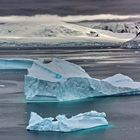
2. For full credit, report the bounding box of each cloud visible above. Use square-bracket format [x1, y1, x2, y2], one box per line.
[61, 14, 140, 22]
[0, 14, 140, 23]
[0, 0, 140, 16]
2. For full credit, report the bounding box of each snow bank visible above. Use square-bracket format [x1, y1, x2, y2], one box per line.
[26, 111, 108, 132]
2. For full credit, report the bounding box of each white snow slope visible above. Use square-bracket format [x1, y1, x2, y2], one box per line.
[121, 33, 140, 49]
[0, 16, 135, 46]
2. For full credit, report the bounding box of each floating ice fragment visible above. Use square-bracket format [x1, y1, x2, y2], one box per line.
[26, 111, 108, 132]
[0, 84, 5, 88]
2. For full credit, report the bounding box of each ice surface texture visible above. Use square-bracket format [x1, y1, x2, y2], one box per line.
[0, 58, 140, 101]
[26, 111, 108, 132]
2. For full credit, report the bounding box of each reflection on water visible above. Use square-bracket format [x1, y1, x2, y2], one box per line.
[27, 125, 110, 139]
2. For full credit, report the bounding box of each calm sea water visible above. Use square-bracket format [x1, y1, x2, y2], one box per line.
[0, 48, 140, 140]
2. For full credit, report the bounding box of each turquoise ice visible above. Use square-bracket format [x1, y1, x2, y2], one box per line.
[25, 58, 140, 101]
[26, 111, 108, 132]
[0, 58, 140, 101]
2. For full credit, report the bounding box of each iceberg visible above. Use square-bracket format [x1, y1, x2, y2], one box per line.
[26, 111, 108, 132]
[0, 58, 139, 101]
[25, 58, 140, 101]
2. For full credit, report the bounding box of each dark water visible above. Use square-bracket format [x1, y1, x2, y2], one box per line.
[0, 48, 140, 140]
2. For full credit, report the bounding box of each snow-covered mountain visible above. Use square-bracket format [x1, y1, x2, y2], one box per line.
[77, 22, 140, 34]
[121, 33, 140, 49]
[0, 19, 136, 47]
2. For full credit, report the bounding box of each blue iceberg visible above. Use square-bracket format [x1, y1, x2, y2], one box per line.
[24, 58, 140, 101]
[0, 58, 140, 101]
[26, 111, 108, 132]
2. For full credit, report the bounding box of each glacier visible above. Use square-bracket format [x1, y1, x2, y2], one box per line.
[0, 58, 140, 101]
[0, 18, 135, 48]
[121, 33, 140, 49]
[26, 111, 108, 132]
[78, 22, 140, 34]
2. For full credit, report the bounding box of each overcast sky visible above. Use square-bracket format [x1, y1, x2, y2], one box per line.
[0, 0, 140, 16]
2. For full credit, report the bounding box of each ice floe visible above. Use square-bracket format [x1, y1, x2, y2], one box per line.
[0, 58, 33, 69]
[26, 111, 108, 132]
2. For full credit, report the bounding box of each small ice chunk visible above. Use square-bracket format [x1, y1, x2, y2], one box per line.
[0, 85, 5, 88]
